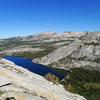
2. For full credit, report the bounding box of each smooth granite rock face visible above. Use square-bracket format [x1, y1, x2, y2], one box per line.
[38, 41, 81, 65]
[0, 58, 86, 100]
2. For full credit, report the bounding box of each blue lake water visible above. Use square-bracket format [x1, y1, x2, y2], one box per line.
[3, 56, 63, 79]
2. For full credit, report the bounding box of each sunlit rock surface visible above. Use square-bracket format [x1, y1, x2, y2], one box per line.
[0, 59, 86, 100]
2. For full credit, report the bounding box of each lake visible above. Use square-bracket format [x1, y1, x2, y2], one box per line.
[3, 56, 63, 79]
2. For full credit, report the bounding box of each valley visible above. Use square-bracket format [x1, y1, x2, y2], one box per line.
[0, 31, 100, 100]
[0, 31, 100, 71]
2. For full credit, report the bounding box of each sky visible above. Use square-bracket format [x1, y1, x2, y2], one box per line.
[0, 0, 100, 38]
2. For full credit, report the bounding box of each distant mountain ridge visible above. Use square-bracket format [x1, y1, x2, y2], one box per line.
[0, 31, 100, 71]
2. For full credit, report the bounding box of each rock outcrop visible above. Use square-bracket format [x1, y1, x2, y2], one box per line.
[38, 41, 81, 65]
[0, 58, 86, 100]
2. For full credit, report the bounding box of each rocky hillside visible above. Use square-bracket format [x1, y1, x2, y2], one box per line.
[0, 31, 100, 71]
[0, 58, 86, 100]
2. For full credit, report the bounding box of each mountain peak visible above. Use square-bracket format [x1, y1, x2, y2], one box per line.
[39, 31, 57, 35]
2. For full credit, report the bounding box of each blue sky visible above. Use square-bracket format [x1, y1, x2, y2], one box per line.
[0, 0, 100, 38]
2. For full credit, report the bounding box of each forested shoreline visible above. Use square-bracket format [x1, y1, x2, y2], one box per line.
[44, 68, 100, 100]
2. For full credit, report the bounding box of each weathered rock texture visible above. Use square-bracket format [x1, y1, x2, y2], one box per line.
[0, 58, 86, 100]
